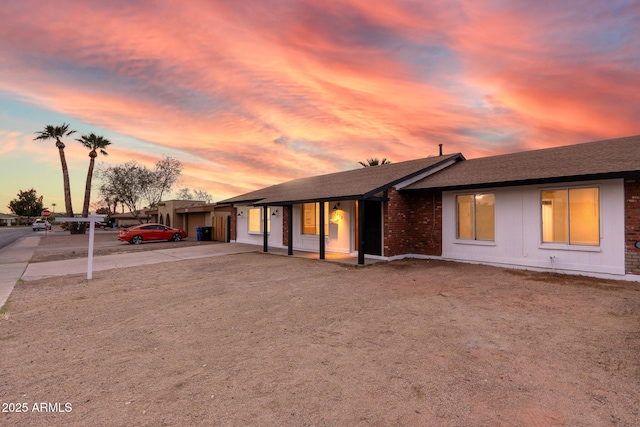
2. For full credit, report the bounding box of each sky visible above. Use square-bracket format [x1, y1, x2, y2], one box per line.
[1, 0, 639, 214]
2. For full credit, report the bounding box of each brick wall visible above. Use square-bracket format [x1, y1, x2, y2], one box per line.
[384, 188, 442, 257]
[625, 178, 640, 275]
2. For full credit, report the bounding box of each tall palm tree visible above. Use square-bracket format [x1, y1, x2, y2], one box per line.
[77, 133, 111, 217]
[358, 157, 391, 167]
[34, 123, 76, 216]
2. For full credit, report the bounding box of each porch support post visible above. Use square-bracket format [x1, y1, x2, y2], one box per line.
[287, 205, 293, 256]
[358, 199, 365, 265]
[263, 206, 268, 253]
[319, 201, 325, 260]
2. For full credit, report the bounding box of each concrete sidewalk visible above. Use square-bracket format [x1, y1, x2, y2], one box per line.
[0, 235, 41, 307]
[21, 242, 259, 282]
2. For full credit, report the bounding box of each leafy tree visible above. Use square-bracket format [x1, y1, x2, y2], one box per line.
[8, 188, 44, 222]
[141, 156, 182, 208]
[34, 123, 76, 216]
[92, 196, 119, 216]
[358, 157, 391, 167]
[98, 157, 182, 224]
[98, 161, 154, 224]
[77, 133, 111, 217]
[175, 187, 213, 203]
[94, 207, 111, 215]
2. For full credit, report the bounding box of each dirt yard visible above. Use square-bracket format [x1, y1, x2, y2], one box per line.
[1, 235, 639, 426]
[29, 229, 219, 263]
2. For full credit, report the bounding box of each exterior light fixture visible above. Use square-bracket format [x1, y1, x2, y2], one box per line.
[332, 203, 340, 210]
[272, 209, 278, 216]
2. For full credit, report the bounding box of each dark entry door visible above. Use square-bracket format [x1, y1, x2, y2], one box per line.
[363, 200, 382, 256]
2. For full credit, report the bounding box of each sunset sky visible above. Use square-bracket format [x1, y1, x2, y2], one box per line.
[1, 0, 639, 214]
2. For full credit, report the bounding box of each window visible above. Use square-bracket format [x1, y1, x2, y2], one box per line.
[301, 203, 329, 235]
[248, 207, 270, 234]
[456, 193, 495, 241]
[541, 187, 599, 245]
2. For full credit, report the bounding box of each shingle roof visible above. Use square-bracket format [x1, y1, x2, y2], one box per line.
[220, 154, 462, 205]
[404, 135, 640, 191]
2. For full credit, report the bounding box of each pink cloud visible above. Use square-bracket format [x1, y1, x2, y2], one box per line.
[0, 0, 638, 205]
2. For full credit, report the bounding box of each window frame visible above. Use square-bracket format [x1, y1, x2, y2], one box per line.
[540, 186, 600, 247]
[455, 192, 495, 242]
[300, 202, 329, 236]
[247, 207, 270, 234]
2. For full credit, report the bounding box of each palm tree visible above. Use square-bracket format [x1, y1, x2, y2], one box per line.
[34, 123, 76, 216]
[358, 157, 391, 167]
[77, 133, 111, 217]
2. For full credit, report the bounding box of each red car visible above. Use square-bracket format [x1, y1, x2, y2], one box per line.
[118, 223, 187, 244]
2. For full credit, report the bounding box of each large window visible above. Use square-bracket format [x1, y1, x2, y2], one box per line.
[301, 203, 329, 235]
[541, 187, 599, 245]
[248, 207, 270, 234]
[456, 193, 495, 241]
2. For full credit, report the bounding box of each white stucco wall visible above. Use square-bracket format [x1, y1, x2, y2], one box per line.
[234, 203, 355, 253]
[290, 201, 354, 254]
[441, 179, 625, 276]
[235, 206, 283, 248]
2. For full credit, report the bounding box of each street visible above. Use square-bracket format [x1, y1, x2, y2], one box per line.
[0, 227, 34, 250]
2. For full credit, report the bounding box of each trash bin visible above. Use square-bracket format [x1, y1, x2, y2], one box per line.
[196, 226, 202, 241]
[201, 226, 212, 241]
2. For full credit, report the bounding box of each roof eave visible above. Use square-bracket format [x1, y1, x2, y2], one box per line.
[401, 170, 639, 192]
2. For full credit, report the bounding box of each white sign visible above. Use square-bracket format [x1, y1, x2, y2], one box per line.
[58, 216, 105, 280]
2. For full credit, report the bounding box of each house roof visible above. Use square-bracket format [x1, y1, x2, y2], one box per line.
[404, 135, 640, 191]
[220, 153, 463, 205]
[111, 212, 150, 219]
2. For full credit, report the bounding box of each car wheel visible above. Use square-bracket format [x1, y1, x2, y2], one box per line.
[171, 233, 182, 242]
[33, 228, 36, 231]
[131, 235, 143, 245]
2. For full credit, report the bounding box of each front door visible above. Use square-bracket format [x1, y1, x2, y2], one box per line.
[363, 200, 382, 256]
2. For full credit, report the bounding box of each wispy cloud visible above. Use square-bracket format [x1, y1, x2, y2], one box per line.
[0, 0, 638, 209]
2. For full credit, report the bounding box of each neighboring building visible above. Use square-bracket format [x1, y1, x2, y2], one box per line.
[111, 212, 151, 228]
[220, 135, 640, 281]
[0, 213, 21, 226]
[148, 200, 233, 240]
[155, 200, 204, 235]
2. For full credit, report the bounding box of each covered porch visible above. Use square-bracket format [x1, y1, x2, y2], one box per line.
[223, 153, 462, 265]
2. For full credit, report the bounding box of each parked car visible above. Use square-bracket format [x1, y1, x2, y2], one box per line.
[32, 219, 52, 231]
[118, 223, 187, 244]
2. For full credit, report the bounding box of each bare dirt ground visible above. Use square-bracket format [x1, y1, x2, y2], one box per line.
[1, 234, 639, 426]
[29, 229, 219, 263]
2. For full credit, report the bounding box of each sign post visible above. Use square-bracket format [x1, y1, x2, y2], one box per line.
[41, 209, 52, 237]
[57, 216, 105, 280]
